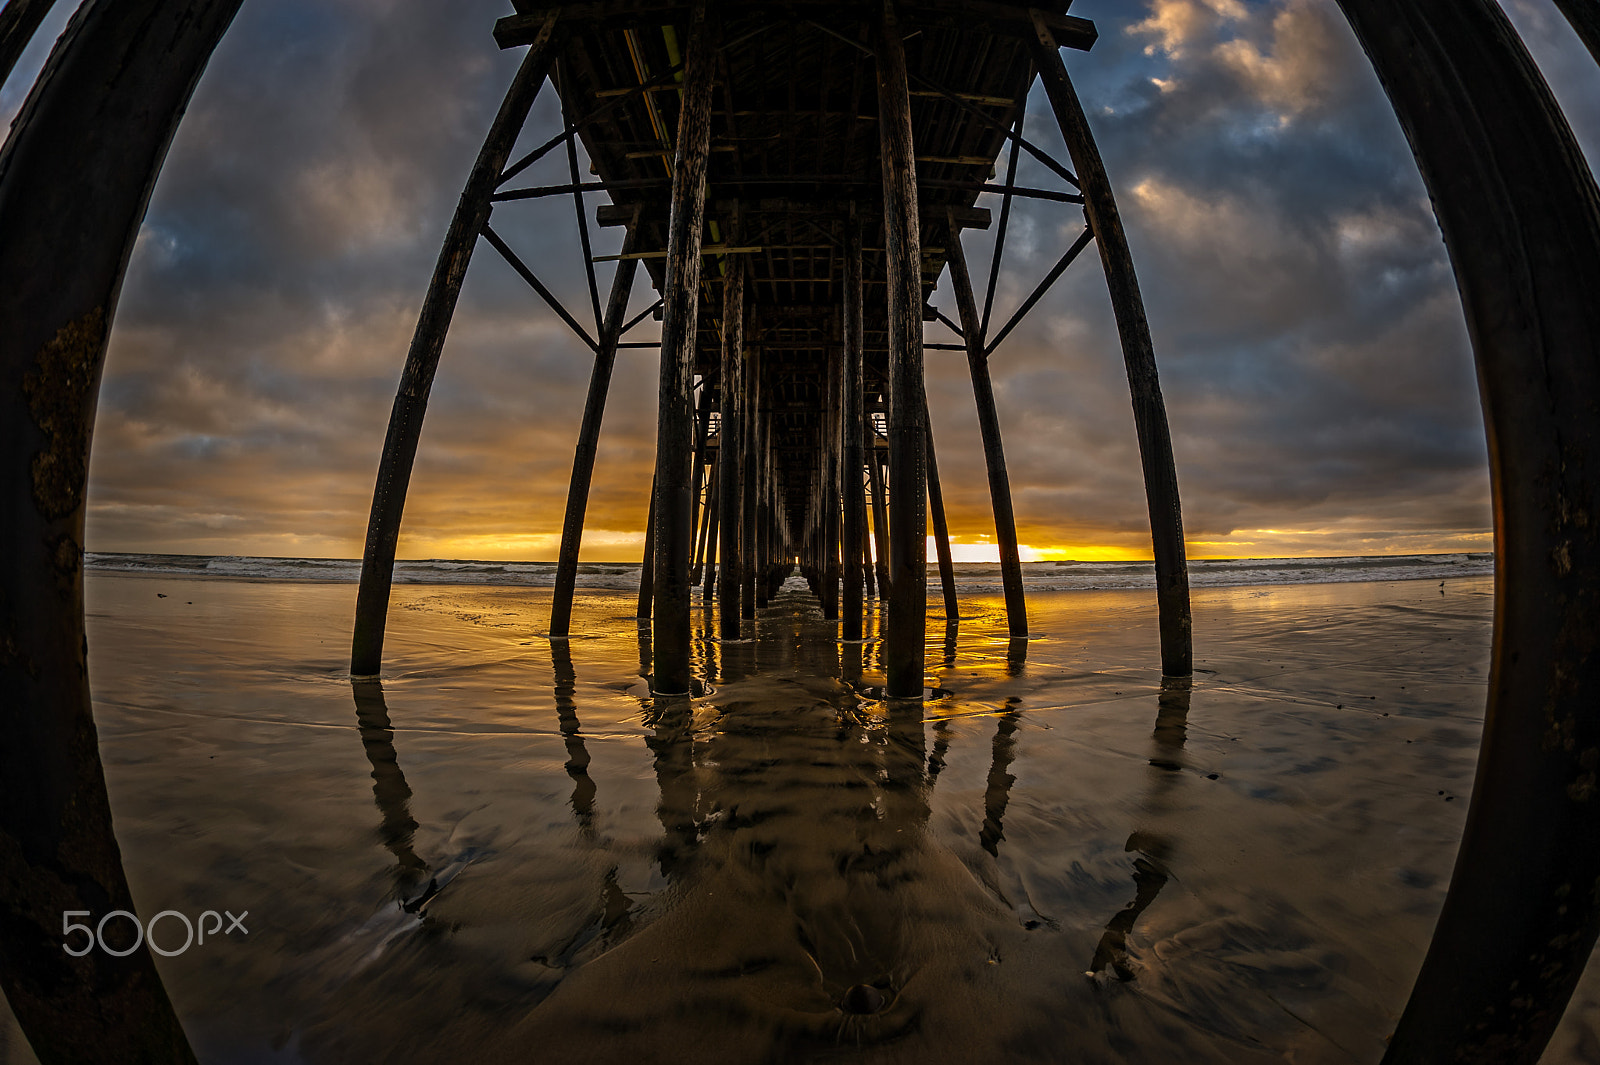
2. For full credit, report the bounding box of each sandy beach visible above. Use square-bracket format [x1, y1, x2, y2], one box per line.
[3, 571, 1597, 1063]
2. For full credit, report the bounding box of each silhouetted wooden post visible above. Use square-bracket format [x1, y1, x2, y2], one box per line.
[877, 2, 927, 697]
[702, 466, 721, 601]
[925, 415, 959, 624]
[1334, 3, 1600, 1062]
[1029, 15, 1191, 677]
[756, 410, 772, 608]
[821, 343, 842, 619]
[869, 447, 892, 598]
[688, 384, 712, 583]
[353, 20, 560, 675]
[0, 0, 57, 87]
[946, 216, 1026, 637]
[637, 473, 657, 619]
[719, 267, 745, 638]
[741, 347, 759, 620]
[550, 217, 641, 638]
[842, 207, 866, 639]
[650, 0, 714, 695]
[0, 1, 242, 1059]
[693, 450, 716, 585]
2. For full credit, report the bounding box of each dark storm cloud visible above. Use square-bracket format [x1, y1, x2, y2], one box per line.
[926, 0, 1598, 557]
[4, 1, 1593, 558]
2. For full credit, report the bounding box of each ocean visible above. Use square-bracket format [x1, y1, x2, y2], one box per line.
[84, 550, 1495, 592]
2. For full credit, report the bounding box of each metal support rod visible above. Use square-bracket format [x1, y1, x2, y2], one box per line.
[0, 1, 242, 1059]
[947, 216, 1027, 637]
[841, 206, 866, 640]
[984, 225, 1094, 357]
[1029, 16, 1192, 678]
[352, 22, 560, 675]
[877, 1, 928, 698]
[719, 266, 745, 638]
[549, 221, 641, 638]
[692, 447, 715, 585]
[926, 412, 959, 624]
[981, 111, 1026, 340]
[1334, 2, 1600, 1061]
[650, 0, 714, 695]
[560, 57, 604, 331]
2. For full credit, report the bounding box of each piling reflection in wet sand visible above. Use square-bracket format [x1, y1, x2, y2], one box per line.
[1088, 677, 1191, 981]
[350, 679, 430, 891]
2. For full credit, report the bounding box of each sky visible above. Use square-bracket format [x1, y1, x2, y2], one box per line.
[5, 0, 1599, 563]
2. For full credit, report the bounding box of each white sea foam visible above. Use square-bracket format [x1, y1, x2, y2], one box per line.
[85, 551, 1493, 592]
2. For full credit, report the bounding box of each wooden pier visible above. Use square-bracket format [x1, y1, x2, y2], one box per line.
[347, 0, 1193, 695]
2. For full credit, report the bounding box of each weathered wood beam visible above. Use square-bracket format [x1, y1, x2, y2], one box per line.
[597, 201, 991, 229]
[1030, 14, 1191, 677]
[1334, 2, 1600, 1062]
[494, 2, 1095, 50]
[878, 1, 928, 698]
[947, 216, 1026, 636]
[0, 1, 242, 1059]
[550, 219, 642, 639]
[719, 266, 745, 639]
[352, 19, 559, 675]
[650, 0, 715, 695]
[842, 207, 866, 640]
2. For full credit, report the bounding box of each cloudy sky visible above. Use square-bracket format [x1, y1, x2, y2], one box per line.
[5, 0, 1598, 562]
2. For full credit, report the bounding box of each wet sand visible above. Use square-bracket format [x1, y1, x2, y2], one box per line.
[3, 572, 1599, 1063]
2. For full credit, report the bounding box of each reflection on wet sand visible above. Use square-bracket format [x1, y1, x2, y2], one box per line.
[1088, 678, 1191, 981]
[54, 574, 1534, 1063]
[498, 590, 1069, 1061]
[350, 679, 430, 892]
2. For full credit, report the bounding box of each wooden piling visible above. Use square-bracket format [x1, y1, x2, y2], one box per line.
[868, 447, 893, 599]
[945, 217, 1026, 637]
[550, 217, 641, 638]
[650, 0, 715, 695]
[719, 266, 745, 638]
[702, 465, 721, 602]
[637, 473, 657, 620]
[877, 2, 929, 698]
[688, 384, 712, 584]
[353, 21, 560, 675]
[841, 208, 866, 640]
[1333, 2, 1600, 1060]
[925, 413, 959, 624]
[821, 342, 842, 620]
[741, 347, 759, 620]
[0, 1, 242, 1058]
[1029, 15, 1191, 677]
